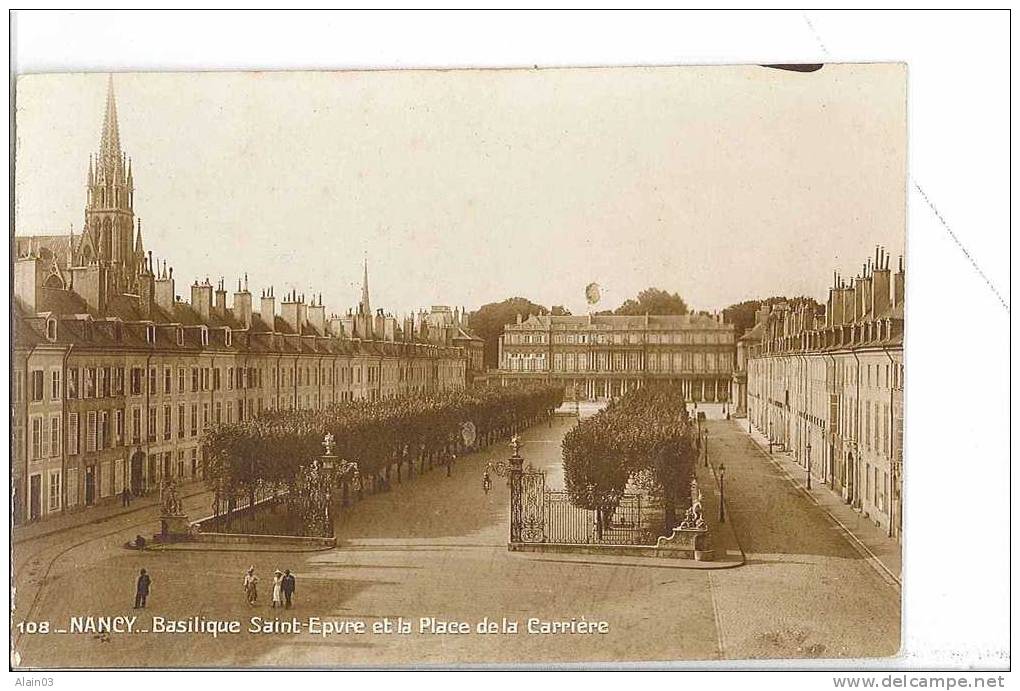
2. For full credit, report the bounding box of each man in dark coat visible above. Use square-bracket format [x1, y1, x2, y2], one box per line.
[281, 570, 296, 609]
[134, 568, 151, 609]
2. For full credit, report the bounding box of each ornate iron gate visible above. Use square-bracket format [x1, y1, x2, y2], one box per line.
[511, 469, 651, 545]
[520, 470, 547, 542]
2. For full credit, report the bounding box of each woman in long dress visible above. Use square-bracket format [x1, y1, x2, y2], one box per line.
[244, 566, 259, 606]
[271, 569, 283, 608]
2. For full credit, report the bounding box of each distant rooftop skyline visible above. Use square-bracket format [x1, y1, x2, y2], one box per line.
[14, 66, 906, 317]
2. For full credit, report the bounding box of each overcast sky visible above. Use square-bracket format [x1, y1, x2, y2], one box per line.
[15, 64, 905, 317]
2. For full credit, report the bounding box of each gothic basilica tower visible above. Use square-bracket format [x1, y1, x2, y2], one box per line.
[75, 75, 142, 296]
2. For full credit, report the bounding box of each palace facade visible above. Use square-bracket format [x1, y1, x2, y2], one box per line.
[496, 313, 736, 402]
[740, 250, 904, 539]
[12, 78, 467, 524]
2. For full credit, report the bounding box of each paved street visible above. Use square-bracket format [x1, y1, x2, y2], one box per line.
[13, 416, 899, 668]
[703, 419, 900, 660]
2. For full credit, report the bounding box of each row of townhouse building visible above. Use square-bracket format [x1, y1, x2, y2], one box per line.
[13, 272, 467, 524]
[739, 249, 905, 539]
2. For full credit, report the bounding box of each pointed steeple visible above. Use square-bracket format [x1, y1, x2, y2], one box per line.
[359, 255, 371, 317]
[99, 75, 122, 168]
[134, 218, 144, 255]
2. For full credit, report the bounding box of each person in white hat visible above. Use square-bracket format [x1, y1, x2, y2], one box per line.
[271, 569, 284, 609]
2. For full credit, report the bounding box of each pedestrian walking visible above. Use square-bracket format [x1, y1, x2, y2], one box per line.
[281, 570, 296, 609]
[482, 470, 492, 495]
[121, 487, 131, 507]
[134, 568, 151, 609]
[243, 566, 259, 606]
[271, 570, 283, 609]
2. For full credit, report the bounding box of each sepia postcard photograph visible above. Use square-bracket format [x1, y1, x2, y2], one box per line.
[11, 62, 906, 669]
[6, 9, 1010, 681]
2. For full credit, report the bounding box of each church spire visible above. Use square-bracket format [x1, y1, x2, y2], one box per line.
[99, 75, 122, 168]
[359, 255, 371, 317]
[134, 218, 144, 255]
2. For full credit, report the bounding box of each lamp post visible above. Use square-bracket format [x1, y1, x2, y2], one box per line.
[806, 442, 812, 490]
[507, 435, 524, 543]
[718, 463, 726, 523]
[703, 429, 710, 468]
[321, 433, 359, 539]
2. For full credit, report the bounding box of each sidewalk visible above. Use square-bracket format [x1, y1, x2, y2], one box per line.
[13, 482, 210, 545]
[743, 421, 902, 587]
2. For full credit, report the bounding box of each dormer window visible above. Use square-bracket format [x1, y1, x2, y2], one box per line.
[176, 327, 185, 347]
[45, 318, 57, 342]
[200, 326, 209, 347]
[146, 324, 156, 344]
[224, 328, 232, 347]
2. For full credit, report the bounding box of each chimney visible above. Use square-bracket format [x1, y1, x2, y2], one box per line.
[134, 252, 155, 318]
[307, 294, 326, 335]
[340, 313, 356, 339]
[860, 271, 874, 318]
[297, 294, 308, 332]
[138, 270, 155, 319]
[260, 287, 276, 332]
[840, 283, 855, 326]
[215, 277, 228, 314]
[872, 248, 891, 317]
[893, 256, 905, 308]
[14, 256, 41, 313]
[374, 308, 386, 340]
[233, 277, 252, 328]
[280, 290, 301, 334]
[191, 279, 213, 321]
[327, 315, 347, 339]
[154, 265, 175, 313]
[826, 287, 841, 327]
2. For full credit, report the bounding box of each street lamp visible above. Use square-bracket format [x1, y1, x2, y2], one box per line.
[718, 462, 726, 523]
[321, 433, 359, 538]
[806, 442, 812, 491]
[703, 429, 710, 468]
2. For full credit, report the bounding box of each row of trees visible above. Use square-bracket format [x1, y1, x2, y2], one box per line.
[561, 384, 697, 536]
[201, 384, 565, 505]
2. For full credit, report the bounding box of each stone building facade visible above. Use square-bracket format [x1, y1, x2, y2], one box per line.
[12, 78, 467, 524]
[497, 313, 736, 402]
[742, 250, 904, 538]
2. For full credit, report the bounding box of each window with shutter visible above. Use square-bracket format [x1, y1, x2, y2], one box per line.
[86, 411, 97, 452]
[31, 417, 41, 459]
[31, 371, 44, 401]
[49, 415, 60, 457]
[132, 407, 141, 443]
[66, 468, 78, 507]
[47, 470, 61, 513]
[98, 411, 107, 449]
[68, 413, 79, 456]
[41, 417, 49, 458]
